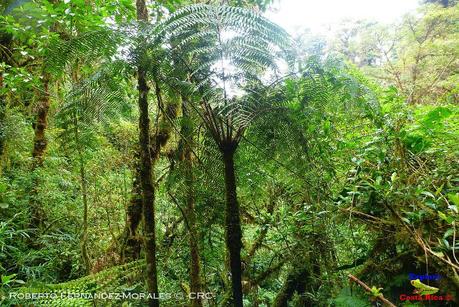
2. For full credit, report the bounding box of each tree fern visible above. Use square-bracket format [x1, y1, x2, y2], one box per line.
[152, 5, 293, 306]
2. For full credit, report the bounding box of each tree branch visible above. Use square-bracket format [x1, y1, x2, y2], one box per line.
[348, 274, 396, 307]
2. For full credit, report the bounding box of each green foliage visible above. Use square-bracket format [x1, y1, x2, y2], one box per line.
[331, 3, 459, 104]
[369, 286, 383, 297]
[2, 260, 145, 306]
[1, 1, 459, 307]
[332, 287, 371, 307]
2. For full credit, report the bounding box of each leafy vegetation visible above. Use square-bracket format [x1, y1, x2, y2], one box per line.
[0, 0, 458, 306]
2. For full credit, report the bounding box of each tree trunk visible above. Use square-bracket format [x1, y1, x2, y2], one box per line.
[186, 158, 203, 307]
[29, 0, 59, 231]
[73, 113, 91, 274]
[0, 73, 5, 173]
[138, 69, 159, 307]
[70, 65, 91, 273]
[0, 28, 12, 173]
[30, 75, 50, 230]
[120, 85, 178, 262]
[182, 104, 203, 307]
[79, 149, 90, 274]
[222, 147, 243, 307]
[32, 77, 50, 168]
[135, 1, 159, 306]
[120, 152, 143, 262]
[273, 267, 310, 307]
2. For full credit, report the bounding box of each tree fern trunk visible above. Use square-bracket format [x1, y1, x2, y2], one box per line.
[73, 113, 91, 274]
[186, 156, 203, 307]
[70, 64, 91, 274]
[79, 149, 90, 274]
[222, 148, 243, 307]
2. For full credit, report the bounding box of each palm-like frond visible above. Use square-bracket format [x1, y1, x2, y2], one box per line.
[155, 4, 293, 141]
[56, 60, 132, 134]
[49, 4, 294, 150]
[46, 29, 123, 75]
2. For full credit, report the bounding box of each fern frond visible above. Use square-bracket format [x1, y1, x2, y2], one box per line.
[155, 4, 293, 136]
[46, 29, 122, 74]
[56, 60, 132, 139]
[12, 260, 146, 306]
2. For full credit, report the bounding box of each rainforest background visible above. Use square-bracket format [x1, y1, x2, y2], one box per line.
[0, 0, 458, 306]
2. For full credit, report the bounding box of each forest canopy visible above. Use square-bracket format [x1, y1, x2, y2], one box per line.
[0, 0, 458, 306]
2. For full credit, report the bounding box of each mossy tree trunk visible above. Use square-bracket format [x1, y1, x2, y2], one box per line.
[136, 1, 159, 306]
[30, 74, 50, 230]
[0, 23, 12, 172]
[73, 112, 91, 274]
[181, 103, 203, 307]
[272, 255, 320, 307]
[120, 89, 178, 262]
[31, 75, 50, 168]
[273, 267, 309, 307]
[137, 68, 159, 306]
[0, 73, 5, 173]
[120, 156, 143, 262]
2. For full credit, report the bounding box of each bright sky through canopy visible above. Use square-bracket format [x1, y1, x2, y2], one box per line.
[265, 0, 420, 35]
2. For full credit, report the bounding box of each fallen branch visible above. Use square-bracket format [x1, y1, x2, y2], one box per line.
[348, 274, 396, 307]
[340, 207, 395, 225]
